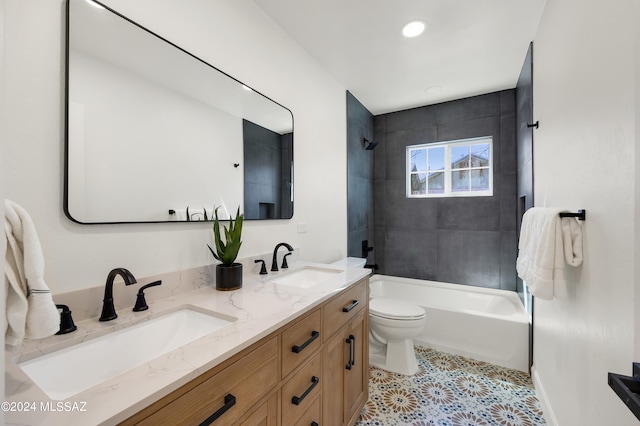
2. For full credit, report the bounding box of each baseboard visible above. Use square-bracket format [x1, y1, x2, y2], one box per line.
[531, 365, 558, 426]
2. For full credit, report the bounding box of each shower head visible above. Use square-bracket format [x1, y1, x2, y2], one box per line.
[363, 138, 379, 150]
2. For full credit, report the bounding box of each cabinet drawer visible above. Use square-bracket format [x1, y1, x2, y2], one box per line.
[294, 395, 321, 426]
[238, 393, 277, 426]
[282, 352, 322, 426]
[281, 309, 322, 378]
[136, 337, 278, 426]
[322, 278, 367, 340]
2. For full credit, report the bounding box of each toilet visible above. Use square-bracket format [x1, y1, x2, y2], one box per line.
[368, 297, 426, 376]
[329, 257, 427, 375]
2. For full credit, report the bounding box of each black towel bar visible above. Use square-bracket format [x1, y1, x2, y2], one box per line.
[559, 209, 586, 221]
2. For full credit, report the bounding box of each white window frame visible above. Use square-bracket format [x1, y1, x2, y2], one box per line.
[406, 136, 493, 198]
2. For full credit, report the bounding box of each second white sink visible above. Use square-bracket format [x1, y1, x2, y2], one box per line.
[268, 266, 342, 289]
[17, 307, 235, 400]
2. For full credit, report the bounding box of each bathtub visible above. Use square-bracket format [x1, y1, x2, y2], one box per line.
[369, 274, 529, 372]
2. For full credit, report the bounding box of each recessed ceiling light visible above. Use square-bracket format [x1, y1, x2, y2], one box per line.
[402, 20, 426, 38]
[425, 85, 442, 95]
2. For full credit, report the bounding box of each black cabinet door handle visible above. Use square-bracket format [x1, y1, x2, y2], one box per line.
[291, 376, 319, 405]
[311, 422, 319, 426]
[342, 300, 359, 312]
[345, 335, 355, 370]
[292, 330, 320, 353]
[199, 394, 236, 425]
[349, 334, 355, 367]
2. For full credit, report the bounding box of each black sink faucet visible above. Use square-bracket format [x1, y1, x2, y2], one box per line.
[271, 242, 294, 272]
[99, 268, 137, 321]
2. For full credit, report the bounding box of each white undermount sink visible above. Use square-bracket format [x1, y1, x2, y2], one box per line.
[268, 266, 342, 289]
[17, 307, 235, 400]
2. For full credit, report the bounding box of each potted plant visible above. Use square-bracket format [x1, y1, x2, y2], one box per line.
[207, 206, 244, 291]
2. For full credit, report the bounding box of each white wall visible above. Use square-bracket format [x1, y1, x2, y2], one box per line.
[4, 0, 348, 293]
[532, 0, 638, 424]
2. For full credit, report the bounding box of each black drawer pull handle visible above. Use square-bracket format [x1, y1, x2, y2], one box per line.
[346, 335, 355, 370]
[311, 423, 319, 426]
[342, 300, 359, 313]
[199, 393, 236, 425]
[292, 330, 320, 353]
[291, 376, 319, 405]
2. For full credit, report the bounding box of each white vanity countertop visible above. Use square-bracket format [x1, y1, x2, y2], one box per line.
[4, 262, 370, 426]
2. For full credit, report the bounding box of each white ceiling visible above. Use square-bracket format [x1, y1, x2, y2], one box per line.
[253, 0, 546, 115]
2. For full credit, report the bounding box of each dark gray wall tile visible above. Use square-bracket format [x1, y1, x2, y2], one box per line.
[500, 113, 517, 174]
[500, 231, 518, 291]
[437, 230, 501, 288]
[436, 92, 500, 124]
[437, 196, 500, 231]
[347, 91, 376, 261]
[383, 229, 438, 279]
[500, 89, 516, 115]
[383, 182, 438, 231]
[348, 175, 372, 232]
[385, 105, 437, 133]
[500, 172, 517, 231]
[437, 116, 499, 143]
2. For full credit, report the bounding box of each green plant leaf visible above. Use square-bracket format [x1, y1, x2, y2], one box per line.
[209, 206, 243, 266]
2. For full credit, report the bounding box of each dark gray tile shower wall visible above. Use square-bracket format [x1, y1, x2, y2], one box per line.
[346, 92, 376, 261]
[373, 90, 518, 290]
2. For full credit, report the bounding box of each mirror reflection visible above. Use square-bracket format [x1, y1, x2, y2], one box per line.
[65, 0, 294, 223]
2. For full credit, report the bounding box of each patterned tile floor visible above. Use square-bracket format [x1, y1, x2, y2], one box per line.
[356, 346, 546, 426]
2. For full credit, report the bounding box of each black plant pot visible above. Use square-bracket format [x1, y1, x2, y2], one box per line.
[216, 263, 243, 291]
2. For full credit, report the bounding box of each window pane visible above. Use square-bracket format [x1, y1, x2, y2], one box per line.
[410, 149, 426, 172]
[411, 173, 426, 195]
[470, 144, 490, 167]
[451, 170, 468, 192]
[470, 169, 489, 191]
[451, 146, 469, 169]
[428, 171, 444, 193]
[427, 147, 444, 171]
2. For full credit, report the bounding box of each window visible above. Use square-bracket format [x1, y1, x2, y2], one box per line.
[407, 137, 493, 198]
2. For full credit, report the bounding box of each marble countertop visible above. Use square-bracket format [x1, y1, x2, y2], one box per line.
[4, 262, 370, 426]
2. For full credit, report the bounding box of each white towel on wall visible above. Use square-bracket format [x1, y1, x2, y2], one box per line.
[4, 199, 59, 345]
[516, 207, 584, 300]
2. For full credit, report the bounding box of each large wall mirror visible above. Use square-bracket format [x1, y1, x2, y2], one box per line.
[65, 0, 294, 224]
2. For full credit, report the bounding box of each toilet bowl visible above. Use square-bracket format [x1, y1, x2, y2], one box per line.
[369, 297, 426, 376]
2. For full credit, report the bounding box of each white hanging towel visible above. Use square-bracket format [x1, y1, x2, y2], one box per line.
[4, 199, 59, 345]
[516, 207, 583, 300]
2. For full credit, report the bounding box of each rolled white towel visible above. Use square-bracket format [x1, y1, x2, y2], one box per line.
[5, 200, 59, 345]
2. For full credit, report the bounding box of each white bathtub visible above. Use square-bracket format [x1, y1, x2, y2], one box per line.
[369, 274, 530, 372]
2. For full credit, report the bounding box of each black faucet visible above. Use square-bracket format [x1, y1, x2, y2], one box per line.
[133, 280, 162, 312]
[55, 304, 77, 335]
[99, 268, 137, 321]
[271, 242, 294, 272]
[254, 259, 268, 275]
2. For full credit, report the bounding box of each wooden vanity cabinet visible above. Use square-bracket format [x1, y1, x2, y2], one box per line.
[121, 337, 279, 426]
[122, 277, 368, 426]
[322, 279, 369, 426]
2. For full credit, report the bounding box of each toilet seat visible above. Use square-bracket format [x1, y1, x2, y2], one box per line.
[370, 298, 426, 321]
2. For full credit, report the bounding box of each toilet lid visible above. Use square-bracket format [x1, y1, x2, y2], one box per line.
[370, 298, 426, 320]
